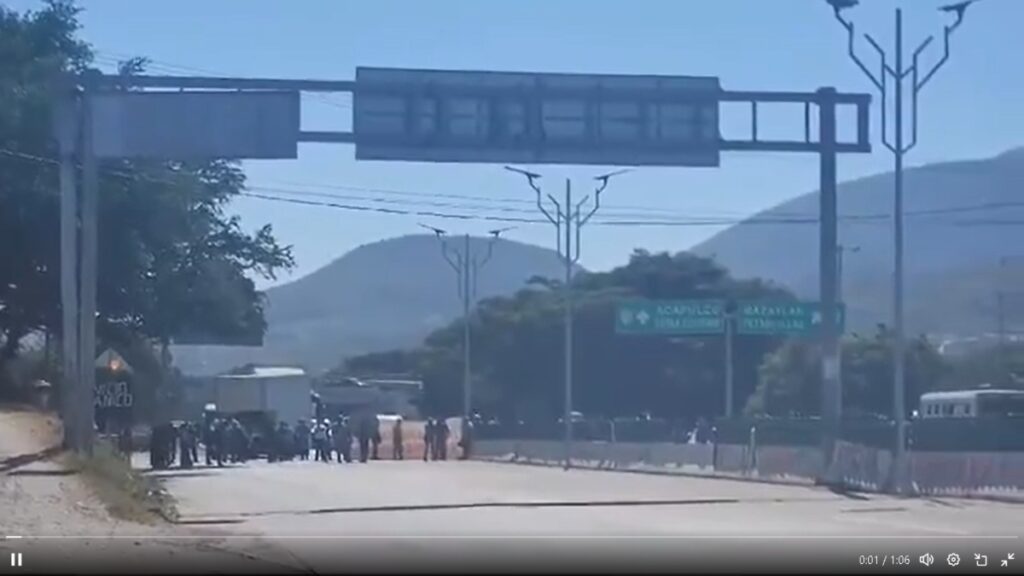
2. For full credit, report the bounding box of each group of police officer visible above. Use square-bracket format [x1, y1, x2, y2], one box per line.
[150, 413, 475, 470]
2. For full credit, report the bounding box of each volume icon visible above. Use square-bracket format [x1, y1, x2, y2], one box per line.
[9, 552, 22, 567]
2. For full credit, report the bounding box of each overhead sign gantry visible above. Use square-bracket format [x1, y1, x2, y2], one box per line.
[56, 68, 870, 478]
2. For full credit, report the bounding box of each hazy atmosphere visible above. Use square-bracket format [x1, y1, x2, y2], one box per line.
[2, 1, 1023, 572]
[5, 0, 1018, 285]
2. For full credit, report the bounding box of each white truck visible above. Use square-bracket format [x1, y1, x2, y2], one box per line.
[212, 366, 313, 425]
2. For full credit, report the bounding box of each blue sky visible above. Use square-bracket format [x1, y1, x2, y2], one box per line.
[10, 0, 1020, 287]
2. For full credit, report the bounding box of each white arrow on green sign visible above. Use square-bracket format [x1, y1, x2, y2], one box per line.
[615, 300, 725, 335]
[736, 302, 845, 336]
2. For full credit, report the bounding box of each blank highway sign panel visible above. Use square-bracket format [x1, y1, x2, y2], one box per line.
[353, 67, 722, 167]
[89, 90, 301, 160]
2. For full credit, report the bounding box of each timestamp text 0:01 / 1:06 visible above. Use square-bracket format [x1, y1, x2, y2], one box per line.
[859, 554, 911, 566]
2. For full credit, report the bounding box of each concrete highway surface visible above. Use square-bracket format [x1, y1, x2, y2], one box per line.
[118, 458, 1023, 572]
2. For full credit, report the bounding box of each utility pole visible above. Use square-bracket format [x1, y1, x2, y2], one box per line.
[818, 87, 841, 483]
[505, 166, 628, 470]
[55, 90, 79, 452]
[836, 244, 860, 412]
[826, 0, 977, 494]
[423, 225, 505, 423]
[79, 83, 99, 455]
[724, 307, 735, 419]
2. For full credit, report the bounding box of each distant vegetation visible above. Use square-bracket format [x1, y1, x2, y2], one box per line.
[344, 250, 1024, 421]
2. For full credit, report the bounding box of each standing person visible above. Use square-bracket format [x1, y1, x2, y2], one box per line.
[165, 423, 179, 468]
[278, 422, 294, 461]
[392, 418, 404, 460]
[357, 415, 373, 463]
[339, 416, 353, 463]
[239, 421, 253, 463]
[423, 418, 435, 462]
[149, 424, 162, 469]
[203, 418, 217, 466]
[212, 419, 227, 467]
[188, 423, 199, 464]
[330, 418, 345, 463]
[459, 419, 474, 460]
[312, 420, 328, 463]
[295, 420, 311, 461]
[322, 419, 333, 462]
[371, 415, 382, 460]
[436, 418, 450, 461]
[232, 420, 251, 463]
[179, 424, 195, 469]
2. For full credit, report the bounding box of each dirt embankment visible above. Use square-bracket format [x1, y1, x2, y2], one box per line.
[0, 405, 301, 572]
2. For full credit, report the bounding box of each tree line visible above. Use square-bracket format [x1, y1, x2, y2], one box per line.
[343, 249, 1024, 422]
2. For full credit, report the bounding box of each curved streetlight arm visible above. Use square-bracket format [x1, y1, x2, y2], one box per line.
[863, 32, 898, 83]
[835, 12, 885, 91]
[545, 193, 565, 257]
[915, 25, 953, 92]
[504, 165, 564, 257]
[436, 233, 466, 299]
[475, 229, 506, 271]
[859, 32, 897, 153]
[574, 170, 627, 263]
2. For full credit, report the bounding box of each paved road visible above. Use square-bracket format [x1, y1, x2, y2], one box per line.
[126, 458, 1023, 572]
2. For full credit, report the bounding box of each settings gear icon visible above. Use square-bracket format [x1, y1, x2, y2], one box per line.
[947, 553, 961, 567]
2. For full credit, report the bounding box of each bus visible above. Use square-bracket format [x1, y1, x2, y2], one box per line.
[918, 388, 1024, 419]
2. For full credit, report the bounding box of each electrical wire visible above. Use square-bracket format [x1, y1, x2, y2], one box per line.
[5, 147, 1024, 228]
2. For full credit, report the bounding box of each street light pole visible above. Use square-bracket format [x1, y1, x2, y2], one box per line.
[505, 166, 628, 470]
[836, 245, 860, 410]
[423, 225, 505, 423]
[826, 0, 976, 494]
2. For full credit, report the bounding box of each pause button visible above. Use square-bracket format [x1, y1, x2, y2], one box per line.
[9, 552, 22, 567]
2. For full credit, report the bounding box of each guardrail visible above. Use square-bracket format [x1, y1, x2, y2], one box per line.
[475, 416, 1024, 452]
[472, 416, 1024, 496]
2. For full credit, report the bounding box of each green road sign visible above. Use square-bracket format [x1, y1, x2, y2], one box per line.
[615, 300, 725, 335]
[736, 302, 845, 336]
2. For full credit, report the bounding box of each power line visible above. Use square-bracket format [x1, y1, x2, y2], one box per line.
[91, 52, 352, 111]
[239, 192, 544, 224]
[5, 147, 1024, 228]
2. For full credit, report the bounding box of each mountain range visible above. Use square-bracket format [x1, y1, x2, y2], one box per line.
[693, 146, 1024, 336]
[173, 146, 1024, 375]
[170, 235, 570, 375]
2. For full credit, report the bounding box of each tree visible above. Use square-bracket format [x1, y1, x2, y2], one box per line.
[0, 0, 91, 363]
[0, 2, 293, 394]
[344, 249, 795, 420]
[944, 342, 1024, 390]
[746, 325, 950, 419]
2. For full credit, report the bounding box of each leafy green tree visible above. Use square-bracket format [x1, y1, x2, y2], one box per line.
[944, 342, 1024, 390]
[746, 325, 950, 419]
[345, 250, 794, 420]
[0, 2, 293, 395]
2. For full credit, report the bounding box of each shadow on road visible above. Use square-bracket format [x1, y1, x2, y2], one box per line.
[173, 495, 855, 524]
[0, 444, 64, 473]
[144, 470, 222, 480]
[7, 468, 77, 477]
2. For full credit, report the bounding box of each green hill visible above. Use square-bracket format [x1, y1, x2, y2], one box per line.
[693, 147, 1024, 336]
[171, 235, 571, 375]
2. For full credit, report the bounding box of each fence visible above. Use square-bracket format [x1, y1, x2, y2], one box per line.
[473, 416, 1024, 496]
[476, 416, 1024, 452]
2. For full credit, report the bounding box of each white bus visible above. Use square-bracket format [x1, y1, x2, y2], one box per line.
[918, 388, 1024, 419]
